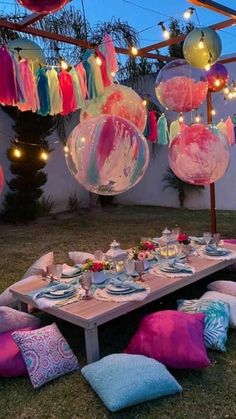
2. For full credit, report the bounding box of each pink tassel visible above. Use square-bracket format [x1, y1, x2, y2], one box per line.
[17, 58, 39, 112]
[148, 111, 157, 142]
[0, 45, 24, 105]
[100, 34, 118, 74]
[75, 63, 88, 99]
[225, 116, 235, 145]
[59, 70, 77, 116]
[95, 48, 111, 87]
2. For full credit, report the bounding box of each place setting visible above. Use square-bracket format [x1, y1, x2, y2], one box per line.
[196, 233, 236, 261]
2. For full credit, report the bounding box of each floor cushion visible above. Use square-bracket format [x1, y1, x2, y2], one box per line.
[207, 280, 236, 297]
[0, 306, 41, 334]
[68, 251, 94, 264]
[177, 299, 230, 351]
[81, 354, 182, 412]
[125, 310, 211, 369]
[12, 323, 79, 388]
[0, 327, 35, 377]
[200, 291, 236, 328]
[0, 252, 54, 308]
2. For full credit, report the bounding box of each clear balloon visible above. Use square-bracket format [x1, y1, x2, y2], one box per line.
[169, 124, 230, 185]
[66, 115, 149, 195]
[80, 84, 147, 132]
[0, 165, 3, 194]
[205, 63, 228, 92]
[183, 27, 222, 69]
[155, 59, 208, 113]
[8, 38, 46, 73]
[17, 0, 69, 13]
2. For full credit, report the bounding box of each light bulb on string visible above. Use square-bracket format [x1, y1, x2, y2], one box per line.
[40, 150, 49, 161]
[214, 77, 221, 87]
[158, 21, 170, 40]
[179, 113, 184, 123]
[195, 113, 201, 123]
[211, 108, 216, 116]
[205, 59, 211, 71]
[131, 46, 138, 56]
[95, 56, 102, 66]
[228, 92, 233, 99]
[224, 86, 229, 95]
[64, 145, 69, 154]
[142, 99, 148, 107]
[183, 7, 195, 20]
[13, 147, 22, 158]
[60, 59, 69, 70]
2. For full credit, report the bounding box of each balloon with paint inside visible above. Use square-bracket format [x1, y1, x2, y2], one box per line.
[169, 124, 230, 185]
[80, 84, 147, 132]
[17, 0, 69, 13]
[155, 59, 208, 113]
[65, 115, 149, 195]
[205, 63, 228, 92]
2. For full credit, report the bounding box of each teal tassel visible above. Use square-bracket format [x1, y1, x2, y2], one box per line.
[83, 50, 97, 100]
[157, 114, 169, 145]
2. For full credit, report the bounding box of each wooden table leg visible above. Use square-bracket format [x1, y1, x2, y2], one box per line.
[17, 301, 28, 312]
[84, 327, 100, 364]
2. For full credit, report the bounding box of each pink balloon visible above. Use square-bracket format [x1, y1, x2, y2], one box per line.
[169, 124, 230, 185]
[17, 0, 69, 13]
[0, 166, 4, 193]
[205, 63, 228, 92]
[155, 59, 208, 113]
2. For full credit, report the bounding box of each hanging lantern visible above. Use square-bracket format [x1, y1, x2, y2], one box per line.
[0, 165, 4, 194]
[16, 0, 69, 13]
[205, 63, 228, 92]
[183, 27, 222, 69]
[65, 115, 149, 195]
[169, 124, 230, 185]
[155, 59, 208, 113]
[80, 84, 147, 132]
[8, 38, 46, 73]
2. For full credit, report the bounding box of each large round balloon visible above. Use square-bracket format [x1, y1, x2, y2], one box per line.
[0, 165, 4, 194]
[66, 115, 149, 195]
[17, 0, 69, 13]
[8, 38, 46, 73]
[169, 124, 230, 185]
[155, 59, 208, 113]
[80, 84, 147, 132]
[183, 27, 222, 69]
[205, 63, 228, 92]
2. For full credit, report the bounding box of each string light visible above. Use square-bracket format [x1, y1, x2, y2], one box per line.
[183, 7, 195, 20]
[195, 113, 201, 123]
[130, 46, 138, 56]
[13, 147, 22, 158]
[158, 21, 170, 40]
[60, 58, 69, 70]
[211, 108, 216, 116]
[64, 145, 69, 154]
[214, 77, 221, 87]
[178, 113, 184, 123]
[40, 150, 49, 161]
[142, 99, 148, 106]
[205, 60, 211, 71]
[95, 56, 102, 66]
[224, 86, 230, 95]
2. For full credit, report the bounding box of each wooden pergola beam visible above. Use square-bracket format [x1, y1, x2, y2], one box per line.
[18, 13, 47, 28]
[189, 0, 236, 19]
[138, 18, 236, 53]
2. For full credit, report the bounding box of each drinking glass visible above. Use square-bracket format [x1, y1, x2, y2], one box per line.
[135, 259, 145, 282]
[213, 233, 221, 247]
[203, 232, 212, 246]
[80, 272, 92, 300]
[182, 245, 191, 263]
[46, 264, 62, 282]
[124, 259, 135, 280]
[94, 250, 104, 261]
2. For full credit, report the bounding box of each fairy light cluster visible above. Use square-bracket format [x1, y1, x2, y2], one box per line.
[223, 81, 236, 100]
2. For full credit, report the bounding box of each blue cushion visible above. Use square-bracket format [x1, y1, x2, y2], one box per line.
[177, 298, 230, 352]
[81, 353, 182, 412]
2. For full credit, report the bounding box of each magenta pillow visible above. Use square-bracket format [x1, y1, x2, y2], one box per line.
[0, 327, 35, 377]
[125, 310, 211, 369]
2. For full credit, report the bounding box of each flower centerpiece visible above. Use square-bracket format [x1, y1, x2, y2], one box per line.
[177, 233, 190, 245]
[82, 259, 110, 284]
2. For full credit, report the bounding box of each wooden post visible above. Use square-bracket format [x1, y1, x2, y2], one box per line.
[207, 91, 217, 234]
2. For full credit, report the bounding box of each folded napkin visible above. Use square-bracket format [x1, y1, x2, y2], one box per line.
[61, 263, 82, 277]
[109, 278, 146, 291]
[190, 236, 205, 245]
[30, 282, 74, 300]
[205, 243, 222, 253]
[167, 260, 194, 273]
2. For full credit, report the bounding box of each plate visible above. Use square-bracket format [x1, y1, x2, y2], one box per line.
[45, 290, 77, 299]
[205, 250, 229, 256]
[107, 284, 131, 292]
[106, 288, 136, 295]
[159, 265, 180, 273]
[50, 289, 67, 296]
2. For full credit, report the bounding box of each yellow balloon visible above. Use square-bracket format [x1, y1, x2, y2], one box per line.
[183, 27, 222, 69]
[8, 38, 46, 73]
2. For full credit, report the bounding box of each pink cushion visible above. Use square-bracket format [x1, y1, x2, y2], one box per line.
[0, 327, 35, 377]
[207, 280, 236, 297]
[125, 310, 211, 369]
[0, 306, 41, 334]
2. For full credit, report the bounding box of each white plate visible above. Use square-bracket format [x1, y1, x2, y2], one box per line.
[107, 284, 131, 293]
[50, 289, 68, 296]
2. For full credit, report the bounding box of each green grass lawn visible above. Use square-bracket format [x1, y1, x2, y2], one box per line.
[1, 205, 236, 419]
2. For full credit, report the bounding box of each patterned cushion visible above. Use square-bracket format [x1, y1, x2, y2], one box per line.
[0, 252, 54, 308]
[177, 299, 230, 351]
[12, 323, 79, 388]
[0, 306, 41, 334]
[207, 280, 236, 297]
[81, 354, 182, 412]
[0, 327, 35, 377]
[125, 310, 210, 369]
[200, 291, 236, 328]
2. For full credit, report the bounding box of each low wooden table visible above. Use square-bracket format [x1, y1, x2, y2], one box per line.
[11, 245, 236, 364]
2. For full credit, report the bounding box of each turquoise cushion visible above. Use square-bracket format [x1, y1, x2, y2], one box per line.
[81, 353, 182, 412]
[177, 299, 230, 352]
